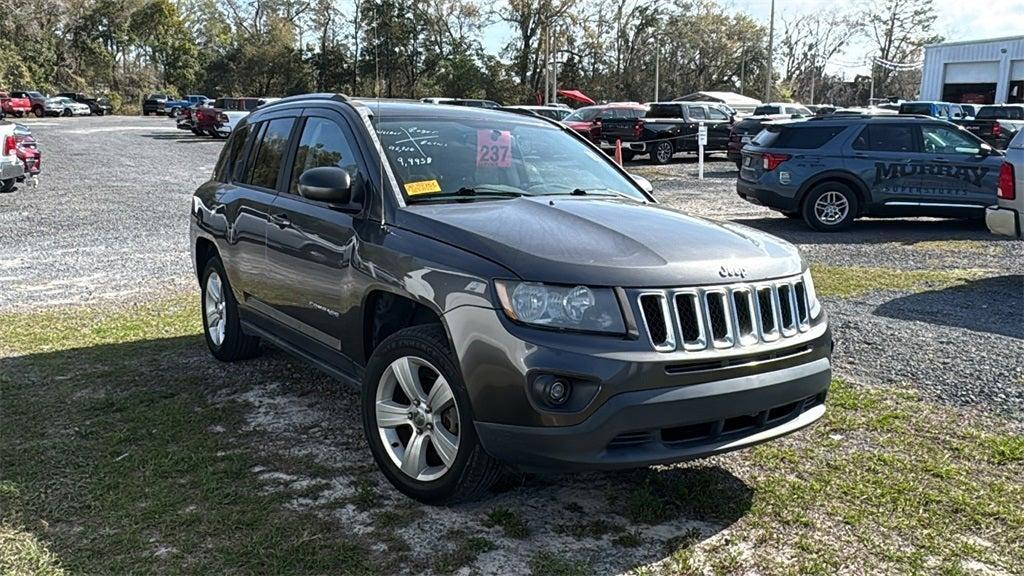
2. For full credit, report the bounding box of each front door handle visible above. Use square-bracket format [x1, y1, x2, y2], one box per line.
[270, 213, 291, 228]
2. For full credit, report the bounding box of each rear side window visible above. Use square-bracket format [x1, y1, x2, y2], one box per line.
[648, 104, 683, 118]
[245, 118, 295, 189]
[753, 126, 845, 149]
[852, 125, 916, 152]
[215, 124, 251, 182]
[977, 106, 1024, 120]
[754, 105, 781, 115]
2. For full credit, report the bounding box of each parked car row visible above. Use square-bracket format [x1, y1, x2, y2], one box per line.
[0, 90, 111, 118]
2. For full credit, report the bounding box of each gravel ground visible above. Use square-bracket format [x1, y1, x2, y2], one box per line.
[0, 115, 220, 309]
[2, 116, 1021, 419]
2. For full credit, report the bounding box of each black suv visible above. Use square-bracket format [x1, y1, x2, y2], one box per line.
[192, 94, 833, 503]
[737, 115, 1005, 231]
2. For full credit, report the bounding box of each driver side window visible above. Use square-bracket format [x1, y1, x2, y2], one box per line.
[920, 124, 980, 155]
[289, 117, 362, 197]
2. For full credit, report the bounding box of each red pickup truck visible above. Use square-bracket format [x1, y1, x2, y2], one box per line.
[0, 92, 32, 118]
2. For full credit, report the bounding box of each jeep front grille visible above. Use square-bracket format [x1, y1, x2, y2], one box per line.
[637, 275, 811, 352]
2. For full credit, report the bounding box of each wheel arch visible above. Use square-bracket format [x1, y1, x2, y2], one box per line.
[795, 171, 870, 215]
[361, 289, 450, 364]
[193, 236, 218, 281]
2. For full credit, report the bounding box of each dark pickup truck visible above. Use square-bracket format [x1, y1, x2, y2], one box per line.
[601, 102, 732, 164]
[957, 105, 1024, 150]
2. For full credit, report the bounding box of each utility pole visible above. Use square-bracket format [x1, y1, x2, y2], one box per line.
[809, 49, 816, 104]
[654, 41, 660, 102]
[764, 0, 774, 102]
[551, 29, 558, 105]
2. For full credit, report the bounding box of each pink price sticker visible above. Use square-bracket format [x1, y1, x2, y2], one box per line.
[476, 129, 512, 168]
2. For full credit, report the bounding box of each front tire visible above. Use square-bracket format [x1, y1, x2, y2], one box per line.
[650, 140, 674, 165]
[362, 325, 501, 504]
[1, 179, 15, 193]
[621, 149, 636, 162]
[200, 257, 260, 361]
[61, 108, 72, 117]
[32, 106, 43, 118]
[802, 182, 859, 231]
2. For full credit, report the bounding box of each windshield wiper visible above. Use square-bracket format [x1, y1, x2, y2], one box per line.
[406, 185, 524, 203]
[570, 188, 632, 198]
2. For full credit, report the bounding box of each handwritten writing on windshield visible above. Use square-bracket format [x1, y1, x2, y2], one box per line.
[380, 126, 446, 168]
[476, 129, 511, 168]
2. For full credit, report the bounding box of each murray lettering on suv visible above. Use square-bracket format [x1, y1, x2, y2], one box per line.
[737, 115, 1004, 231]
[191, 94, 832, 503]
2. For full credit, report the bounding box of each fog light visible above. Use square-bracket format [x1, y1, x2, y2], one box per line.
[546, 379, 570, 405]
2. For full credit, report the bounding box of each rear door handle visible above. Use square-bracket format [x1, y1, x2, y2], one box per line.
[270, 213, 291, 228]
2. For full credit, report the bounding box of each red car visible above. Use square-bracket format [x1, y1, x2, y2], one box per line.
[0, 92, 32, 118]
[562, 102, 648, 146]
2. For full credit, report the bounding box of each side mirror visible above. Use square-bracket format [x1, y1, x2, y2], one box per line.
[298, 166, 352, 204]
[631, 173, 654, 194]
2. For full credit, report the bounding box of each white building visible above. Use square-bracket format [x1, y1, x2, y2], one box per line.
[919, 35, 1024, 105]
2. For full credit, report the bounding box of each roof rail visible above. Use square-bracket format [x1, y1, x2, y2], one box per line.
[259, 93, 349, 109]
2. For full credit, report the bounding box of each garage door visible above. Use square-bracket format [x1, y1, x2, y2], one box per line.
[944, 62, 999, 84]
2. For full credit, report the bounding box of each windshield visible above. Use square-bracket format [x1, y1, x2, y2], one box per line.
[564, 107, 600, 122]
[375, 116, 648, 204]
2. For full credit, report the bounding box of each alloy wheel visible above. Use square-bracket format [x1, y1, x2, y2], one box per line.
[813, 191, 849, 225]
[204, 270, 227, 346]
[375, 356, 460, 482]
[657, 142, 672, 163]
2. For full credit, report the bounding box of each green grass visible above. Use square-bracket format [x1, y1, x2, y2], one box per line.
[484, 506, 530, 539]
[811, 265, 986, 298]
[3, 298, 1023, 575]
[0, 297, 377, 575]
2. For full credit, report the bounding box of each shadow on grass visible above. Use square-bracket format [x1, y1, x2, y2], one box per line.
[1, 333, 753, 575]
[874, 275, 1024, 340]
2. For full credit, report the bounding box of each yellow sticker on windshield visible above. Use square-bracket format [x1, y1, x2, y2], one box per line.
[404, 180, 442, 196]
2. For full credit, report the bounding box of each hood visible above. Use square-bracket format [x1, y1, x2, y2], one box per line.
[396, 197, 803, 287]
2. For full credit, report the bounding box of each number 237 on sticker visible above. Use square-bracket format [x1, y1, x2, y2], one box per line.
[476, 129, 512, 168]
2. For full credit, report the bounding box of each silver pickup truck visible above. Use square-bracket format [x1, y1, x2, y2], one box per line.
[987, 129, 1024, 239]
[1, 120, 26, 193]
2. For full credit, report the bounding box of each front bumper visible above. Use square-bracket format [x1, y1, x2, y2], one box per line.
[476, 356, 830, 471]
[445, 303, 832, 472]
[986, 205, 1021, 238]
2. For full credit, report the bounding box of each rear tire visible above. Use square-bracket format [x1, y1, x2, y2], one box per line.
[362, 325, 502, 504]
[802, 182, 859, 232]
[650, 140, 674, 165]
[200, 256, 261, 361]
[32, 106, 43, 118]
[61, 108, 72, 117]
[1, 179, 15, 193]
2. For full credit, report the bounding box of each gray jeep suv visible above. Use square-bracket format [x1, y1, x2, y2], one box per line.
[191, 94, 833, 503]
[737, 115, 1004, 231]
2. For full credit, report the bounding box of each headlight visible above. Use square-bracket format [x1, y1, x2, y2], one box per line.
[802, 269, 821, 319]
[495, 280, 625, 334]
